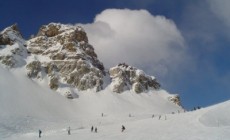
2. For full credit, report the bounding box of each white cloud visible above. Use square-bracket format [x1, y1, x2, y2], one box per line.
[208, 0, 230, 28]
[78, 9, 187, 78]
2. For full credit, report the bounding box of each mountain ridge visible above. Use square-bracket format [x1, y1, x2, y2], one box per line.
[3, 23, 230, 140]
[0, 23, 180, 105]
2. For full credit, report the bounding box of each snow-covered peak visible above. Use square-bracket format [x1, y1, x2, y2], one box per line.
[0, 24, 24, 45]
[0, 24, 27, 67]
[0, 23, 179, 103]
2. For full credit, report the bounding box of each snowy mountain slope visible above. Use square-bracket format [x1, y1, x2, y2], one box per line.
[1, 65, 230, 140]
[199, 100, 230, 127]
[0, 65, 184, 139]
[3, 83, 230, 140]
[2, 23, 227, 140]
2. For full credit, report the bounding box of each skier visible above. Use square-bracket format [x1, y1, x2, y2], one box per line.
[121, 125, 125, 132]
[193, 107, 196, 111]
[67, 126, 71, 135]
[159, 115, 161, 120]
[95, 127, 97, 133]
[91, 126, 94, 132]
[152, 114, 154, 118]
[39, 129, 42, 138]
[101, 113, 104, 117]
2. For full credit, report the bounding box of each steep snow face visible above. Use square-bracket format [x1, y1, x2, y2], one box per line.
[109, 63, 160, 93]
[26, 23, 105, 94]
[0, 24, 27, 67]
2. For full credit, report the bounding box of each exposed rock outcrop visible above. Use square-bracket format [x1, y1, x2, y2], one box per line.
[0, 24, 22, 45]
[109, 63, 160, 93]
[0, 23, 180, 101]
[26, 61, 41, 78]
[26, 23, 104, 92]
[0, 24, 27, 68]
[168, 95, 181, 106]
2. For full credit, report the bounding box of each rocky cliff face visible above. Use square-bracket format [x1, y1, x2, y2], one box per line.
[26, 23, 104, 93]
[0, 23, 180, 102]
[109, 63, 160, 93]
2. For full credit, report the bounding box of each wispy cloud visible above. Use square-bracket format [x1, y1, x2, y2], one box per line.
[207, 0, 230, 28]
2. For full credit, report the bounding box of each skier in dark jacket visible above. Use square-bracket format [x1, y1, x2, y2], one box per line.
[95, 127, 97, 133]
[67, 126, 71, 135]
[159, 115, 161, 120]
[121, 125, 125, 132]
[39, 129, 42, 138]
[91, 126, 94, 132]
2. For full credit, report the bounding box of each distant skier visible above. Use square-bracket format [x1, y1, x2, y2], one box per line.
[95, 127, 97, 133]
[102, 113, 104, 117]
[91, 126, 94, 132]
[39, 129, 42, 138]
[67, 126, 71, 135]
[159, 115, 161, 120]
[121, 125, 125, 132]
[152, 114, 154, 118]
[193, 107, 196, 111]
[129, 114, 131, 117]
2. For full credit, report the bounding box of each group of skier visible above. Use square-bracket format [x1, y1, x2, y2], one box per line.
[38, 110, 189, 138]
[91, 126, 97, 133]
[38, 125, 126, 138]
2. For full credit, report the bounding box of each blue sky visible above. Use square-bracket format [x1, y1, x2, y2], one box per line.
[1, 0, 230, 109]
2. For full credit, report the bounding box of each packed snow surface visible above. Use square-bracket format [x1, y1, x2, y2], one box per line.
[0, 66, 230, 140]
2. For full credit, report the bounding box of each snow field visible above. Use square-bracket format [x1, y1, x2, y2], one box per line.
[1, 66, 230, 140]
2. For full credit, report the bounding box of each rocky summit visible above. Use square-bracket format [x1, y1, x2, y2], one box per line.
[26, 23, 104, 95]
[0, 23, 180, 105]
